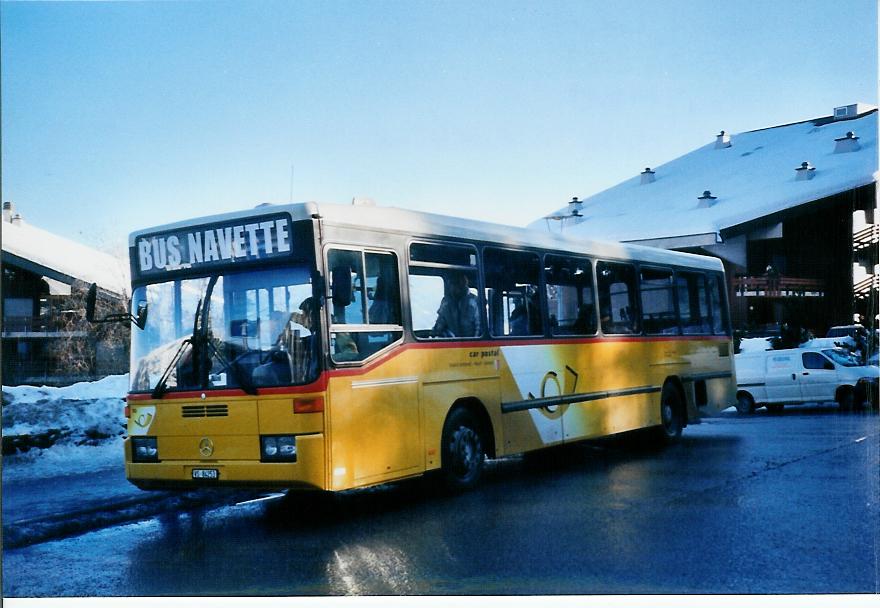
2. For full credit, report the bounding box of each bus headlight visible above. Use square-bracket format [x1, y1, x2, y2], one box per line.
[132, 437, 159, 462]
[261, 435, 297, 462]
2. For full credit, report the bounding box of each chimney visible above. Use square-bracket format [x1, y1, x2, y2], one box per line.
[715, 130, 731, 149]
[640, 167, 656, 185]
[2, 201, 13, 223]
[795, 161, 816, 181]
[697, 190, 718, 208]
[11, 213, 23, 225]
[834, 131, 861, 153]
[568, 196, 583, 216]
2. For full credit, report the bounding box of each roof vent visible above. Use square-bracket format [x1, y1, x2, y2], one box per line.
[715, 130, 731, 149]
[568, 196, 583, 216]
[833, 103, 876, 120]
[834, 131, 861, 153]
[2, 201, 13, 223]
[10, 213, 23, 226]
[697, 190, 718, 208]
[640, 167, 656, 185]
[795, 161, 816, 181]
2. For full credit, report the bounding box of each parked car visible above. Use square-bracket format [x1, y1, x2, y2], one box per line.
[734, 347, 879, 414]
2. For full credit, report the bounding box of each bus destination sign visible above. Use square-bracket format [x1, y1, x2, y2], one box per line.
[135, 213, 293, 278]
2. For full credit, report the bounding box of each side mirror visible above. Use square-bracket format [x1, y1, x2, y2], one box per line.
[85, 282, 144, 328]
[331, 266, 353, 307]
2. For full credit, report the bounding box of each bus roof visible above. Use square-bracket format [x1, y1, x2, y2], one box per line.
[130, 201, 724, 272]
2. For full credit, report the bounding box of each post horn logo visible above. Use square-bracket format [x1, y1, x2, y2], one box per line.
[199, 437, 215, 457]
[528, 365, 580, 420]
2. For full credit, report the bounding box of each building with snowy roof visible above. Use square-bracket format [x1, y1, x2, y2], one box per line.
[531, 104, 879, 335]
[1, 202, 130, 385]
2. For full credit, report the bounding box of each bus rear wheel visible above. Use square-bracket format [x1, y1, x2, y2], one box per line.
[441, 408, 484, 492]
[656, 383, 684, 444]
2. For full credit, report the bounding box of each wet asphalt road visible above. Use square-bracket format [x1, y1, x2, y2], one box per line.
[3, 405, 878, 596]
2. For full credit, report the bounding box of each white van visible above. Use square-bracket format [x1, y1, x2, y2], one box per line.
[734, 347, 878, 413]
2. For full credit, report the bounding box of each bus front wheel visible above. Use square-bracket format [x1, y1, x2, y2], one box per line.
[441, 408, 485, 492]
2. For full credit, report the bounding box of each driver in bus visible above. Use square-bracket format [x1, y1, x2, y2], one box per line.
[253, 298, 318, 385]
[432, 271, 480, 338]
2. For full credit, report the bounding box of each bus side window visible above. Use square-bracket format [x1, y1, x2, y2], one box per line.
[328, 249, 403, 363]
[544, 254, 596, 336]
[408, 242, 481, 340]
[640, 267, 677, 335]
[484, 248, 542, 337]
[676, 271, 711, 335]
[365, 251, 401, 325]
[707, 273, 730, 335]
[597, 261, 639, 335]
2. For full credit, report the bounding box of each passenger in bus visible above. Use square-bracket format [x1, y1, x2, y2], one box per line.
[368, 274, 398, 325]
[432, 272, 480, 338]
[509, 303, 529, 335]
[572, 304, 595, 334]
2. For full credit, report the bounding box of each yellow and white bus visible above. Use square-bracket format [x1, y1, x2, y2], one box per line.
[114, 202, 735, 492]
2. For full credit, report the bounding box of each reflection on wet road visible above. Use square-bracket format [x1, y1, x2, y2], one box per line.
[4, 406, 878, 596]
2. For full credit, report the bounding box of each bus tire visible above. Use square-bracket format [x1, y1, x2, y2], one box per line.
[736, 393, 755, 415]
[441, 408, 485, 492]
[656, 383, 684, 444]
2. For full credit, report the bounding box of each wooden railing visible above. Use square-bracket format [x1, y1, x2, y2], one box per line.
[854, 274, 879, 299]
[733, 275, 825, 298]
[1, 314, 88, 335]
[853, 224, 879, 252]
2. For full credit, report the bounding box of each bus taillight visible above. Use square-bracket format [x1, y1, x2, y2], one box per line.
[294, 396, 324, 414]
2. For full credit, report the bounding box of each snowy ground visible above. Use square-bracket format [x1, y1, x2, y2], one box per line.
[1, 375, 128, 482]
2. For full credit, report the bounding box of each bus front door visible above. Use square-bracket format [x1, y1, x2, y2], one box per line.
[328, 375, 421, 489]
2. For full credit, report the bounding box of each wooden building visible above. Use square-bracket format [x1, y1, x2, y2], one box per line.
[533, 104, 878, 338]
[1, 202, 130, 386]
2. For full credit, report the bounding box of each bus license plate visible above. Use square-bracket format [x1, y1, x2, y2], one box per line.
[192, 469, 219, 480]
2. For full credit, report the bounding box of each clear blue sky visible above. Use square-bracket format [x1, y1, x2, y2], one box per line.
[2, 0, 877, 252]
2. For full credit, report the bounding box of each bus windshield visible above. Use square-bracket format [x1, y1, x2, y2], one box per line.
[129, 265, 320, 393]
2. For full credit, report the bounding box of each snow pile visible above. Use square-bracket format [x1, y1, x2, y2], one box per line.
[739, 337, 773, 352]
[800, 336, 857, 350]
[2, 374, 128, 406]
[2, 375, 128, 481]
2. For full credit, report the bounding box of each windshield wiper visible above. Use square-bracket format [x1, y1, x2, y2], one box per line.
[151, 338, 193, 399]
[203, 335, 257, 395]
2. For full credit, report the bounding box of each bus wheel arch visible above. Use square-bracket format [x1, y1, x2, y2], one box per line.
[440, 399, 493, 491]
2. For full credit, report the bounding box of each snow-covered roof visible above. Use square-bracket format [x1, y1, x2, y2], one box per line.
[529, 109, 878, 244]
[2, 219, 129, 296]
